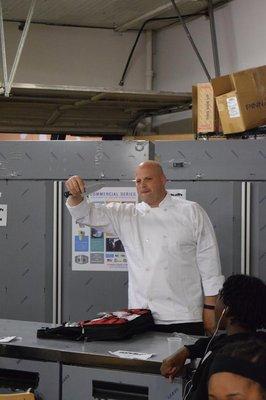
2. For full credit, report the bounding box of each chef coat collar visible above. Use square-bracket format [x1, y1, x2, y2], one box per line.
[136, 193, 175, 213]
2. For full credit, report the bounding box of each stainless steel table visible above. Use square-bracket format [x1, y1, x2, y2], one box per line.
[0, 320, 187, 400]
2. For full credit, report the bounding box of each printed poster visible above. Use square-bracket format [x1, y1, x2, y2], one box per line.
[72, 187, 137, 271]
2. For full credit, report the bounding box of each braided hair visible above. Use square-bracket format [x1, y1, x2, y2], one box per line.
[216, 339, 266, 398]
[220, 274, 266, 330]
[218, 338, 266, 365]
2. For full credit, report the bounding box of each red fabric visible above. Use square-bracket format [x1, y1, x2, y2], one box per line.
[78, 309, 149, 327]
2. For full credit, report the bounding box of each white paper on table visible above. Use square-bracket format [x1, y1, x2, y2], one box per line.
[108, 350, 154, 360]
[0, 336, 17, 343]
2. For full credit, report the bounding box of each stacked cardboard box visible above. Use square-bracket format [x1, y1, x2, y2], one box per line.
[211, 65, 266, 135]
[193, 65, 266, 136]
[192, 83, 220, 135]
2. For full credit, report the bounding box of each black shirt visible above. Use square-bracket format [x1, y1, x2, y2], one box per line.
[184, 331, 266, 400]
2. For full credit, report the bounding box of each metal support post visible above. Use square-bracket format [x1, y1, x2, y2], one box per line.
[170, 0, 211, 81]
[145, 30, 153, 132]
[53, 181, 58, 325]
[5, 0, 36, 96]
[57, 181, 63, 324]
[246, 182, 251, 275]
[241, 182, 246, 274]
[0, 0, 8, 89]
[207, 0, 221, 77]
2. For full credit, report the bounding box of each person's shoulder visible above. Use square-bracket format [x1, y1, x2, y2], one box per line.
[170, 195, 196, 205]
[173, 197, 210, 220]
[171, 196, 200, 210]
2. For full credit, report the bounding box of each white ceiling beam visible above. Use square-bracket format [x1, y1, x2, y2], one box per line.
[0, 0, 8, 88]
[116, 1, 182, 32]
[5, 0, 36, 97]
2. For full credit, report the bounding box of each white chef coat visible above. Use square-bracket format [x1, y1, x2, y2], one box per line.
[67, 193, 224, 325]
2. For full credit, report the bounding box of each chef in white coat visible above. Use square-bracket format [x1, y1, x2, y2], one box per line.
[65, 160, 224, 335]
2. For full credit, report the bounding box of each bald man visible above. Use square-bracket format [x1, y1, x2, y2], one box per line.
[66, 161, 223, 335]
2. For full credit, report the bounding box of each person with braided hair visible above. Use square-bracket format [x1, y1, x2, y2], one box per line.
[208, 339, 266, 400]
[160, 274, 266, 400]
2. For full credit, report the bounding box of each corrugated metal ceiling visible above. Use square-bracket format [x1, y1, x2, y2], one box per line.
[2, 0, 232, 30]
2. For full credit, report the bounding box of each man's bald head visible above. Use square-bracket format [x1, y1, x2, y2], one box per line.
[135, 160, 167, 207]
[136, 160, 165, 178]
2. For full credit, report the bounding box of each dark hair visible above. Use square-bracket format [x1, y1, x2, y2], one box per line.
[214, 339, 266, 398]
[220, 274, 266, 330]
[218, 339, 266, 366]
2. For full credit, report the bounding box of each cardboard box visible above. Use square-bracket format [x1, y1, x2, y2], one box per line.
[192, 83, 219, 134]
[211, 65, 266, 134]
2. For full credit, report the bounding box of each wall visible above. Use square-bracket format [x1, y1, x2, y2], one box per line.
[2, 22, 146, 90]
[154, 0, 266, 133]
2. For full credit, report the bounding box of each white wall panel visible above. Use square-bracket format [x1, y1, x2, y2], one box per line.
[2, 22, 146, 89]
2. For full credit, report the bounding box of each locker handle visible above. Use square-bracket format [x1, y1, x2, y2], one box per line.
[246, 182, 251, 275]
[92, 380, 148, 400]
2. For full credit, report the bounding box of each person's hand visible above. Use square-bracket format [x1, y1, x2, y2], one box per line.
[65, 175, 85, 206]
[160, 347, 189, 382]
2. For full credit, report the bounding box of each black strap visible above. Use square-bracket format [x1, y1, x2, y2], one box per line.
[204, 304, 215, 310]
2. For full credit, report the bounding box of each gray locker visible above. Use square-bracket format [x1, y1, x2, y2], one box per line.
[62, 365, 182, 400]
[250, 182, 266, 281]
[155, 140, 266, 280]
[0, 180, 53, 322]
[0, 357, 59, 398]
[155, 140, 266, 181]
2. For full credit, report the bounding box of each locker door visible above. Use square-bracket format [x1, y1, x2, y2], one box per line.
[165, 181, 242, 278]
[250, 182, 266, 281]
[0, 180, 53, 322]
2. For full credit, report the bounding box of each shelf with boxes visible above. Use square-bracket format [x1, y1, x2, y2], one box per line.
[193, 65, 266, 139]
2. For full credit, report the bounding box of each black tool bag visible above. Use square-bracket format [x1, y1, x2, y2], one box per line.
[37, 309, 154, 341]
